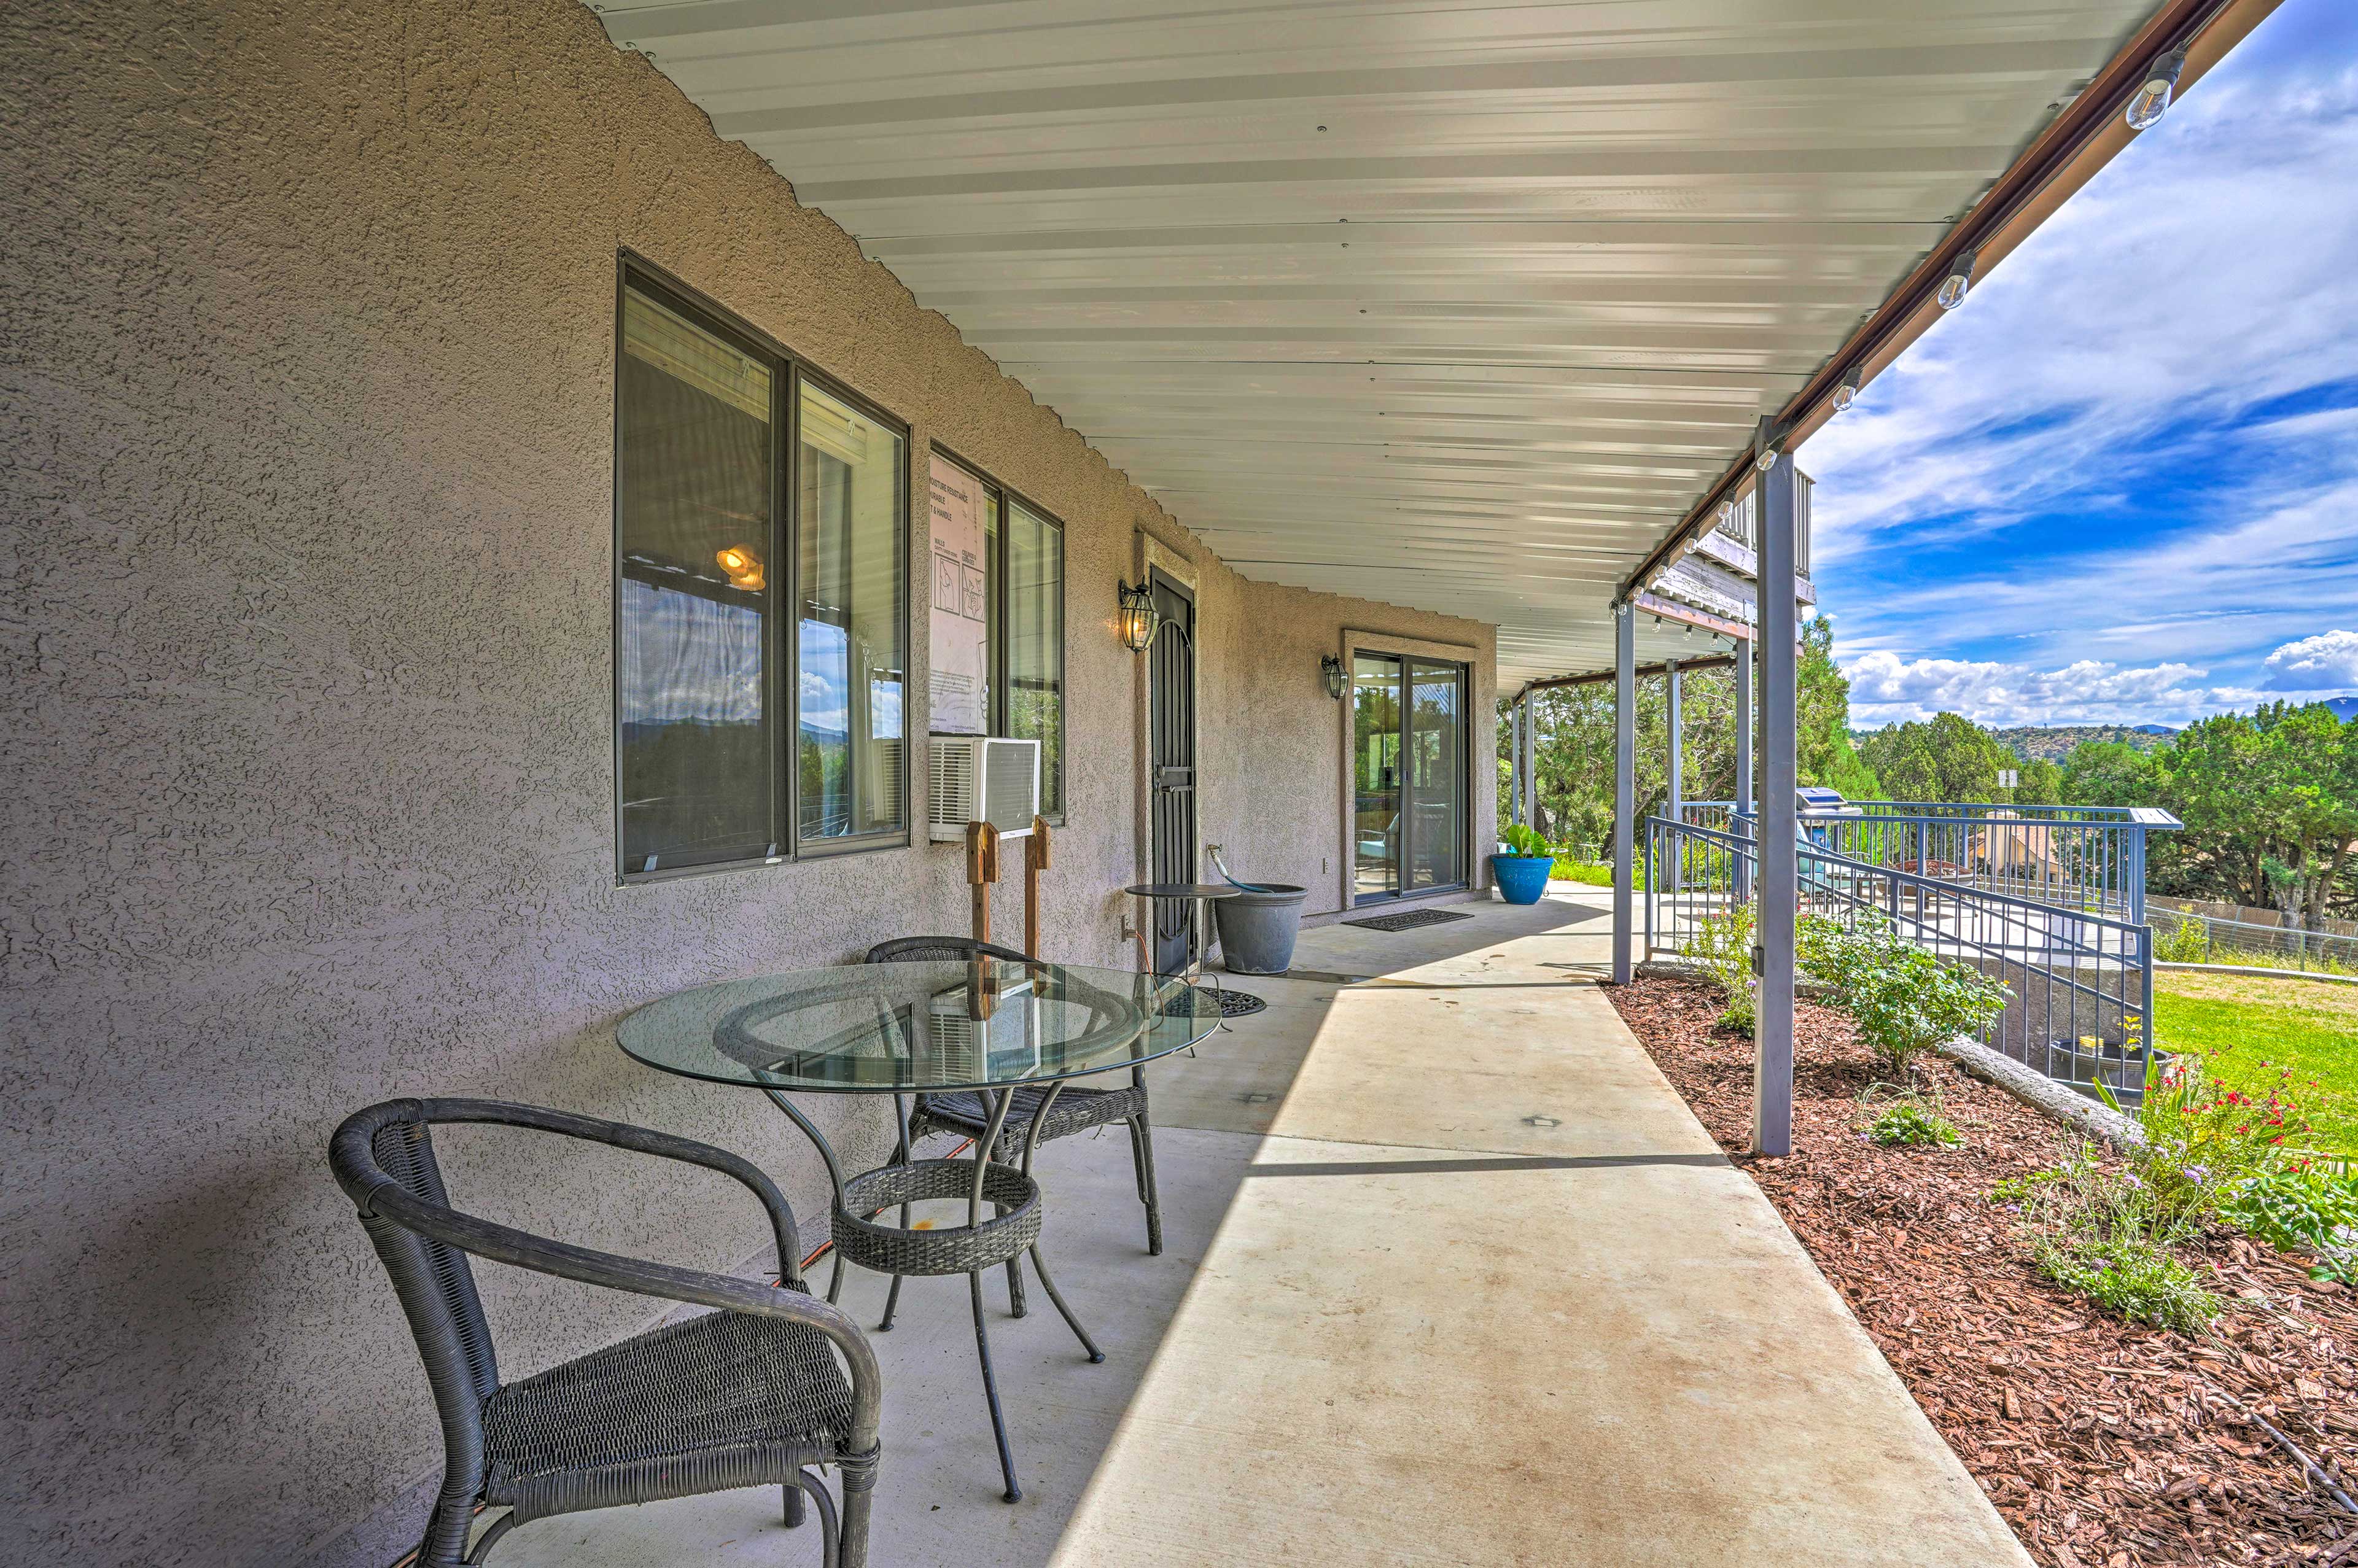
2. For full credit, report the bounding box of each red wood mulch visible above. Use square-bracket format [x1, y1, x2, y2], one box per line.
[1605, 974, 2358, 1568]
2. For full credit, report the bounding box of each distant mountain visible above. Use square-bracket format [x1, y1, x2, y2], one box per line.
[2328, 696, 2358, 721]
[1988, 724, 2176, 763]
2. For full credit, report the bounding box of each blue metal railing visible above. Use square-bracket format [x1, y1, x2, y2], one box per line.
[1646, 814, 2158, 1106]
[1680, 798, 2181, 924]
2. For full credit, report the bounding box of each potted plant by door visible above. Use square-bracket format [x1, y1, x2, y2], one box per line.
[1492, 824, 1554, 905]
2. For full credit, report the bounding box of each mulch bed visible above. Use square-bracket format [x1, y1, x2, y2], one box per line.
[1606, 974, 2357, 1567]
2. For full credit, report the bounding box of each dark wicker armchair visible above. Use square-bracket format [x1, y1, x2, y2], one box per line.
[864, 936, 1165, 1270]
[330, 1098, 881, 1568]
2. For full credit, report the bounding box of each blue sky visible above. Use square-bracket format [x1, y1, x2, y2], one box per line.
[1798, 0, 2358, 729]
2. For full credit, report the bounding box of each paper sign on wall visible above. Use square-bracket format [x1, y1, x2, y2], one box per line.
[928, 456, 989, 734]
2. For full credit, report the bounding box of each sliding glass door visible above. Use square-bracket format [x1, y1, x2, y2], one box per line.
[1352, 653, 1467, 902]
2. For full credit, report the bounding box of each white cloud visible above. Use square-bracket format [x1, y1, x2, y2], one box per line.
[1842, 650, 2267, 728]
[1797, 29, 2358, 718]
[2262, 629, 2358, 689]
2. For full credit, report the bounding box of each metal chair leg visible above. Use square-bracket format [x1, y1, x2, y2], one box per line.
[841, 1477, 873, 1568]
[1132, 1116, 1165, 1256]
[969, 1270, 1022, 1503]
[785, 1481, 806, 1527]
[792, 1469, 841, 1568]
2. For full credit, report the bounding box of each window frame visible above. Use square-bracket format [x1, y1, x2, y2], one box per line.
[930, 442, 1068, 826]
[613, 254, 913, 885]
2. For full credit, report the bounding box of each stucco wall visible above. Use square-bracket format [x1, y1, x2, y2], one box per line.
[0, 2, 1494, 1563]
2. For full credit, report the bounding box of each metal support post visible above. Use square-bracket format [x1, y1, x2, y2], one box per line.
[1755, 463, 1799, 1157]
[1734, 634, 1754, 901]
[1509, 693, 1525, 828]
[1613, 603, 1636, 985]
[1665, 657, 1683, 824]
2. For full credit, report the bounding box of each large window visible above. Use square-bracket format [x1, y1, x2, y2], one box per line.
[615, 270, 907, 878]
[935, 454, 1066, 820]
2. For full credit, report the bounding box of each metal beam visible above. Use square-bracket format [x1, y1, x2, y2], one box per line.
[1754, 461, 1799, 1157]
[1528, 654, 1733, 692]
[1613, 604, 1636, 986]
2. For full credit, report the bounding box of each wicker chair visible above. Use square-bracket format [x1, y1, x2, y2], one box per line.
[329, 1098, 882, 1568]
[863, 936, 1165, 1286]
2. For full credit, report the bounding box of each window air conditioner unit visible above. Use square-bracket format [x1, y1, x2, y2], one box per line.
[928, 735, 1040, 842]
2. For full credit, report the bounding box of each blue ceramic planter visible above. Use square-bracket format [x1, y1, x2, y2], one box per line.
[1490, 853, 1552, 905]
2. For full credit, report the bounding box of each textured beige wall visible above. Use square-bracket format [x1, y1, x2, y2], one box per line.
[0, 2, 1494, 1563]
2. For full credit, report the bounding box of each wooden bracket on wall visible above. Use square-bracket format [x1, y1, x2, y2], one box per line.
[1023, 816, 1051, 958]
[966, 820, 1001, 947]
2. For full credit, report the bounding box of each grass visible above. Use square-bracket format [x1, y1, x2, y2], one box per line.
[1549, 856, 1644, 890]
[2151, 968, 2358, 1158]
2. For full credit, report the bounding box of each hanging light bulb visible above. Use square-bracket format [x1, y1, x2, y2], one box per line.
[2125, 49, 2187, 131]
[1831, 363, 1863, 414]
[1752, 414, 1781, 472]
[1937, 248, 1977, 311]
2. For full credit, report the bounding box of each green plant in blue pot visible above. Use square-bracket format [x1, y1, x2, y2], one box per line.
[1492, 824, 1554, 905]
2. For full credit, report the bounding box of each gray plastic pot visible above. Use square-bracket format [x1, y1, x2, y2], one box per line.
[1213, 884, 1310, 974]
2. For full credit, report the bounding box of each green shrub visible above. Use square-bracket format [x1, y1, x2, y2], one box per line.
[1682, 901, 1757, 1031]
[2031, 1227, 2222, 1335]
[2220, 1165, 2358, 1284]
[1549, 857, 1644, 890]
[1815, 925, 2010, 1081]
[1858, 1087, 1961, 1147]
[2154, 918, 2213, 964]
[2010, 1147, 2221, 1334]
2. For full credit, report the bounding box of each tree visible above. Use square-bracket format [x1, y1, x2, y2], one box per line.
[1502, 613, 1879, 853]
[2012, 756, 2064, 805]
[1859, 712, 2009, 803]
[1795, 616, 1883, 799]
[2059, 704, 2358, 926]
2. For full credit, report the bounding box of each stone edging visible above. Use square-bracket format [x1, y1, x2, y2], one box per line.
[2155, 961, 2357, 987]
[1932, 1035, 2144, 1152]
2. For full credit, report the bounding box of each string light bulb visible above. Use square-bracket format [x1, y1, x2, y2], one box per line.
[1831, 363, 1863, 414]
[1937, 248, 1977, 311]
[2125, 49, 2187, 131]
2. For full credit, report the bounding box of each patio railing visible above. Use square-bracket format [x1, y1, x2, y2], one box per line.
[1645, 814, 2158, 1105]
[1677, 799, 2181, 923]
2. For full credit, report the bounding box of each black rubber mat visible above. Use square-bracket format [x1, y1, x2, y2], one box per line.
[1340, 908, 1475, 933]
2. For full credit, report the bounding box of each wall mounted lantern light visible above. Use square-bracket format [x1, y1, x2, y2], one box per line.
[1117, 578, 1160, 653]
[1321, 654, 1347, 699]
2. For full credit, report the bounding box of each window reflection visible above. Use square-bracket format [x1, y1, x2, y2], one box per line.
[617, 287, 774, 872]
[798, 382, 906, 842]
[1007, 501, 1064, 818]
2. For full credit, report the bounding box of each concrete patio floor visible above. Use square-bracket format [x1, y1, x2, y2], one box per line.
[498, 887, 2028, 1568]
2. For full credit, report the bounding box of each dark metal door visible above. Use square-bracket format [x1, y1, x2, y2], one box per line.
[1148, 572, 1196, 974]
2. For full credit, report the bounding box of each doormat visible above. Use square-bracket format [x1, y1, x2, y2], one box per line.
[1342, 908, 1474, 933]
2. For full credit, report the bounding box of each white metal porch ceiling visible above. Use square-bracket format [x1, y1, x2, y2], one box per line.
[594, 0, 2163, 686]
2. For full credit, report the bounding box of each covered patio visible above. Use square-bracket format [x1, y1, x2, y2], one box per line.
[492, 890, 2024, 1567]
[2, 1, 2282, 1566]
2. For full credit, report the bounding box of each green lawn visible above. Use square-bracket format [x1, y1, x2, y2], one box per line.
[2152, 970, 2358, 1157]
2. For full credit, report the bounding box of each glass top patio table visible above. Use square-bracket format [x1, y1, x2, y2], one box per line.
[618, 957, 1215, 1095]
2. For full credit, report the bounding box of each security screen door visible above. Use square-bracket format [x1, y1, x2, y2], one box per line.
[1352, 654, 1467, 902]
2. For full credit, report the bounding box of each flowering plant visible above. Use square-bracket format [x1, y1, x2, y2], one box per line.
[2129, 1042, 2311, 1225]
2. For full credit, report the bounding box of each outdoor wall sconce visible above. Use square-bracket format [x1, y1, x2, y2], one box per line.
[1117, 578, 1159, 653]
[1321, 654, 1347, 699]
